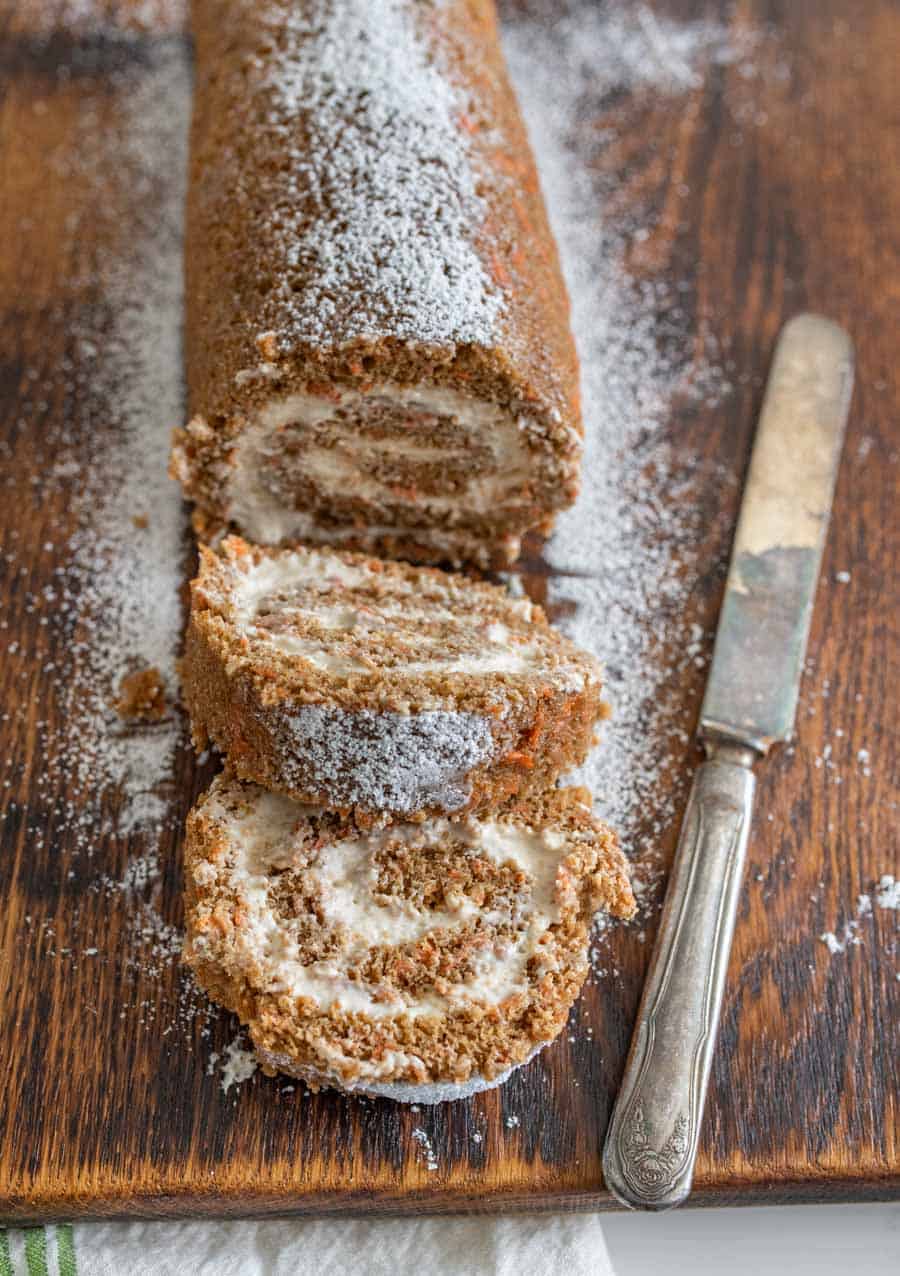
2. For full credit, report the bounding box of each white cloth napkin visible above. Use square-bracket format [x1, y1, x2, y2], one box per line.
[2, 1215, 616, 1276]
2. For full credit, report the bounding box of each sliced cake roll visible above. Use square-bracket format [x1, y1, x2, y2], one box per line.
[185, 774, 635, 1101]
[182, 537, 605, 821]
[172, 0, 581, 568]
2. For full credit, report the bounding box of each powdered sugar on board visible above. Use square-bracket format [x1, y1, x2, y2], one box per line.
[820, 876, 899, 975]
[501, 2, 768, 928]
[6, 40, 189, 838]
[246, 0, 503, 348]
[411, 1126, 440, 1172]
[0, 32, 218, 1040]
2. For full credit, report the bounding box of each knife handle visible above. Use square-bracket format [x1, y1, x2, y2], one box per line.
[602, 741, 756, 1210]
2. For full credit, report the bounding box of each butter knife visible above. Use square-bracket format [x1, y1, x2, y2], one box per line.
[602, 313, 855, 1211]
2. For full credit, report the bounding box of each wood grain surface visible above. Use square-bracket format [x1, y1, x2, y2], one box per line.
[0, 0, 897, 1220]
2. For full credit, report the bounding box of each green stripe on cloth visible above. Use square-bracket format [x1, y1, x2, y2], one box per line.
[0, 1231, 12, 1276]
[55, 1225, 76, 1276]
[23, 1229, 48, 1276]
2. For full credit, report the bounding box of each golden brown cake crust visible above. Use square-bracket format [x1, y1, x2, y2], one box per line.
[183, 775, 635, 1093]
[175, 0, 582, 567]
[180, 537, 605, 820]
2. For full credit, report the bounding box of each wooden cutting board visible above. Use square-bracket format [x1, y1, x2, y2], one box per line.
[0, 0, 896, 1220]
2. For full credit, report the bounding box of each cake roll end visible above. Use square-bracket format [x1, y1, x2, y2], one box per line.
[179, 0, 583, 567]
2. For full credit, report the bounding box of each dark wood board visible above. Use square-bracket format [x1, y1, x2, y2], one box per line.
[0, 0, 897, 1220]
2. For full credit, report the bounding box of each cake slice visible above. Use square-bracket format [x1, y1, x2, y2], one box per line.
[172, 0, 581, 568]
[181, 536, 606, 821]
[184, 774, 635, 1101]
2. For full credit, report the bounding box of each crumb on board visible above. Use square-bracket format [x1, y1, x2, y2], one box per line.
[220, 1036, 258, 1093]
[114, 666, 167, 721]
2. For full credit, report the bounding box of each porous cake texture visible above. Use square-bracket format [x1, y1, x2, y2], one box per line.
[172, 0, 582, 568]
[182, 537, 606, 821]
[184, 774, 635, 1099]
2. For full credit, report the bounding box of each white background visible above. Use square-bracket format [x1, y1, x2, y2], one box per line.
[603, 1202, 899, 1274]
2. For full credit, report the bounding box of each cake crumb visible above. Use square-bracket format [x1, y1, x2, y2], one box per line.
[220, 1036, 258, 1093]
[114, 667, 167, 722]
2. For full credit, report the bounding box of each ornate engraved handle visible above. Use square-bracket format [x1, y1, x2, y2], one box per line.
[602, 741, 757, 1210]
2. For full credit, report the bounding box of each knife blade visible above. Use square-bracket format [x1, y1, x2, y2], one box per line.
[702, 314, 855, 750]
[602, 314, 855, 1211]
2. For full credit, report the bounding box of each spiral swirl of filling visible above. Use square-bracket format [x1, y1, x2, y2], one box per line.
[185, 776, 634, 1092]
[220, 384, 565, 564]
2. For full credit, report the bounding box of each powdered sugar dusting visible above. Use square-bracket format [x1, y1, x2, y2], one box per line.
[2, 30, 220, 1045]
[247, 0, 503, 348]
[502, 3, 764, 916]
[278, 706, 496, 814]
[819, 876, 899, 964]
[12, 39, 190, 837]
[411, 1126, 440, 1171]
[875, 875, 900, 912]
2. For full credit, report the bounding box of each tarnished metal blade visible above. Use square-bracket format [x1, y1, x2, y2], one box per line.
[701, 314, 855, 753]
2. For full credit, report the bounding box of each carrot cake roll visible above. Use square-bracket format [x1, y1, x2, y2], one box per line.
[185, 774, 634, 1101]
[182, 537, 605, 821]
[171, 0, 581, 568]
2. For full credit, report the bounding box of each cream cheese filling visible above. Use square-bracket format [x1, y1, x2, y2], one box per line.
[193, 786, 576, 1030]
[259, 622, 538, 677]
[223, 383, 537, 545]
[226, 547, 577, 682]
